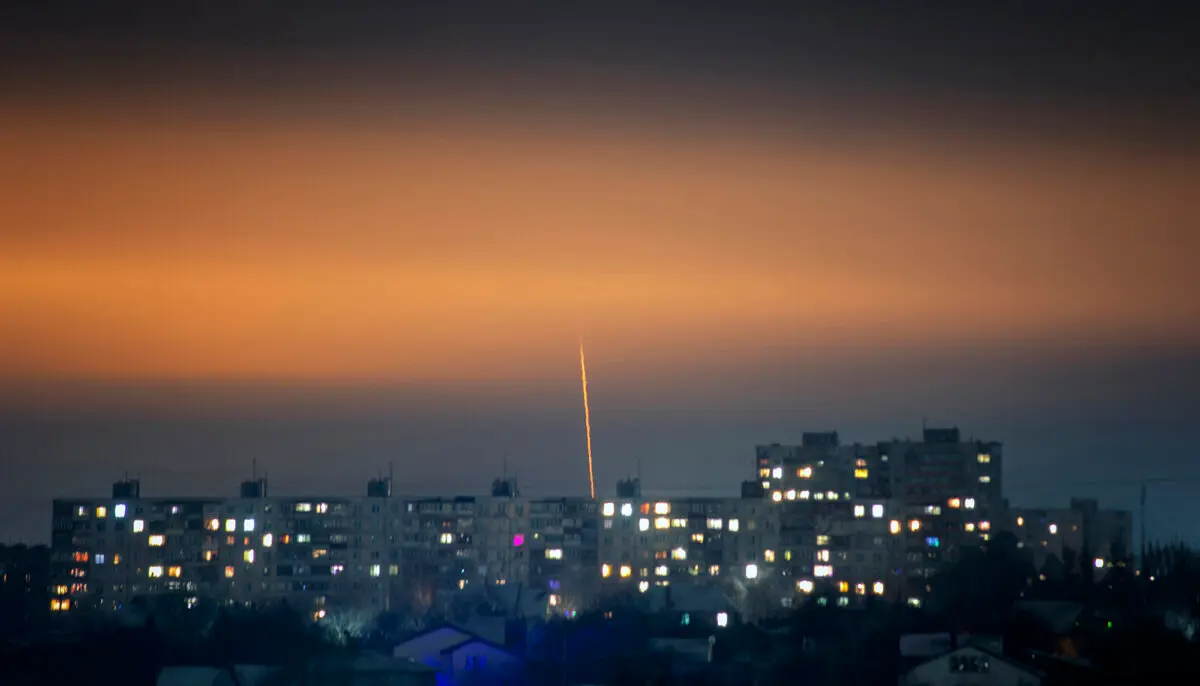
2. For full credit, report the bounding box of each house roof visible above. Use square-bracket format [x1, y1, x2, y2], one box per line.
[905, 646, 1044, 681]
[394, 623, 520, 659]
[156, 666, 234, 686]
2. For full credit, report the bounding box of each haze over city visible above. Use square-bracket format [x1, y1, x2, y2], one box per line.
[2, 1, 1198, 547]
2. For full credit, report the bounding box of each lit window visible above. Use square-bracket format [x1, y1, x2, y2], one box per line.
[816, 535, 829, 545]
[837, 581, 849, 593]
[854, 468, 869, 479]
[785, 489, 796, 500]
[655, 565, 669, 576]
[871, 504, 884, 518]
[295, 503, 312, 512]
[76, 506, 87, 517]
[771, 466, 783, 479]
[1017, 516, 1025, 526]
[602, 502, 615, 516]
[817, 549, 830, 562]
[244, 550, 255, 564]
[316, 503, 328, 514]
[204, 551, 217, 561]
[548, 593, 559, 607]
[638, 518, 650, 532]
[671, 547, 687, 561]
[872, 581, 885, 595]
[907, 597, 922, 608]
[95, 554, 106, 564]
[924, 505, 942, 515]
[262, 533, 274, 547]
[853, 505, 865, 518]
[708, 564, 720, 576]
[224, 566, 235, 578]
[1094, 558, 1105, 569]
[814, 565, 833, 577]
[909, 519, 921, 532]
[439, 533, 454, 544]
[133, 520, 146, 533]
[948, 498, 961, 509]
[761, 481, 770, 489]
[1049, 523, 1058, 535]
[855, 583, 866, 595]
[168, 566, 182, 578]
[620, 503, 633, 517]
[619, 565, 632, 578]
[799, 490, 811, 500]
[370, 564, 381, 577]
[926, 536, 940, 548]
[148, 535, 165, 547]
[964, 498, 976, 509]
[224, 519, 237, 533]
[113, 554, 121, 565]
[114, 504, 126, 518]
[331, 564, 344, 575]
[716, 612, 729, 627]
[706, 518, 723, 530]
[797, 579, 814, 594]
[965, 522, 976, 532]
[691, 532, 705, 543]
[797, 466, 812, 479]
[771, 491, 782, 502]
[654, 517, 670, 530]
[745, 564, 758, 580]
[148, 565, 164, 578]
[297, 533, 311, 543]
[206, 518, 219, 531]
[978, 453, 991, 464]
[95, 506, 107, 518]
[388, 564, 399, 576]
[979, 521, 991, 531]
[654, 502, 670, 515]
[728, 519, 740, 533]
[546, 548, 563, 560]
[759, 467, 770, 478]
[638, 581, 650, 593]
[978, 475, 991, 484]
[243, 518, 255, 532]
[513, 534, 525, 547]
[601, 564, 612, 578]
[763, 549, 775, 563]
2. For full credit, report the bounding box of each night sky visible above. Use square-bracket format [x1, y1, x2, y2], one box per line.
[1, 2, 1197, 545]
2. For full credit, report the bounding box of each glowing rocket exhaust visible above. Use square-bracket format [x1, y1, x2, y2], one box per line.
[579, 340, 596, 500]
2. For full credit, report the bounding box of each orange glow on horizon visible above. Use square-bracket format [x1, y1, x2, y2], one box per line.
[1, 99, 1197, 387]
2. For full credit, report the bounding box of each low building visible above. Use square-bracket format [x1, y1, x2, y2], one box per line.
[393, 625, 524, 685]
[899, 646, 1043, 686]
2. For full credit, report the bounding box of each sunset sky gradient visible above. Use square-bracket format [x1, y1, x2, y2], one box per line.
[1, 2, 1197, 543]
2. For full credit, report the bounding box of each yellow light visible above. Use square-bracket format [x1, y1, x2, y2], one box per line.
[148, 535, 165, 547]
[872, 581, 885, 595]
[654, 517, 670, 529]
[797, 466, 813, 479]
[619, 565, 632, 578]
[638, 581, 650, 593]
[601, 564, 612, 578]
[855, 583, 866, 595]
[909, 519, 921, 532]
[771, 491, 782, 502]
[654, 502, 670, 515]
[854, 468, 869, 479]
[224, 566, 235, 578]
[838, 581, 849, 593]
[148, 565, 163, 578]
[95, 506, 107, 518]
[948, 498, 961, 509]
[889, 520, 901, 534]
[1017, 516, 1025, 526]
[764, 549, 775, 562]
[797, 579, 814, 594]
[785, 489, 796, 500]
[978, 453, 991, 463]
[168, 566, 182, 578]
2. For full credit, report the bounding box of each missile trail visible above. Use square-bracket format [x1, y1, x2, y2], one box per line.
[579, 340, 596, 500]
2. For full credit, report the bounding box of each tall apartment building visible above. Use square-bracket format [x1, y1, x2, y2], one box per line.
[0, 544, 51, 636]
[595, 480, 778, 596]
[50, 477, 600, 620]
[46, 425, 1132, 620]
